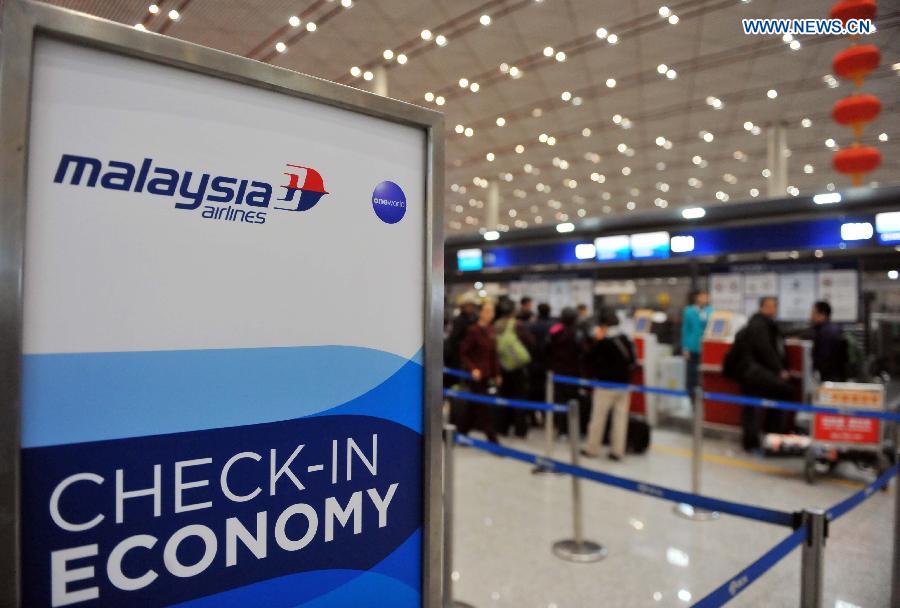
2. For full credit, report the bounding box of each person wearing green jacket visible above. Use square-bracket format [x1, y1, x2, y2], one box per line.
[681, 290, 712, 398]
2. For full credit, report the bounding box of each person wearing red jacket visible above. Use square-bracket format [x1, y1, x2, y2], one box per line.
[460, 300, 502, 443]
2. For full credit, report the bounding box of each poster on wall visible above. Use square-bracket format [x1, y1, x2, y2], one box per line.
[816, 269, 858, 322]
[710, 274, 744, 313]
[7, 23, 435, 608]
[778, 272, 817, 320]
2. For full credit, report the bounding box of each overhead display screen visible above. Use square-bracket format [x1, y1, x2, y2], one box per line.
[594, 235, 630, 261]
[875, 211, 900, 244]
[630, 231, 670, 259]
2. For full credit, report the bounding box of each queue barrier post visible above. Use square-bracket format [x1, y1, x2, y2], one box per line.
[442, 425, 476, 608]
[533, 372, 559, 475]
[892, 422, 899, 608]
[552, 399, 608, 563]
[674, 386, 720, 521]
[799, 509, 826, 608]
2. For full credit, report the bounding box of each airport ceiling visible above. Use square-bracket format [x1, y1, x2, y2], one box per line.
[37, 0, 900, 237]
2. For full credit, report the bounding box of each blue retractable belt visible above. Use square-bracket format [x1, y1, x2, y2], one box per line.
[826, 463, 898, 521]
[704, 391, 900, 422]
[553, 373, 691, 398]
[454, 433, 796, 528]
[443, 388, 568, 413]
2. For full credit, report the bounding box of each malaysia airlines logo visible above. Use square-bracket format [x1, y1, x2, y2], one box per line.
[276, 164, 329, 212]
[52, 153, 329, 226]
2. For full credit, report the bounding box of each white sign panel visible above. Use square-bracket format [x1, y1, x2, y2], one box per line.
[778, 272, 817, 321]
[817, 269, 858, 322]
[710, 273, 744, 313]
[17, 36, 429, 607]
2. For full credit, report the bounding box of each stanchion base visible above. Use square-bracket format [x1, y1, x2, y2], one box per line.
[552, 539, 608, 563]
[531, 464, 564, 475]
[673, 503, 720, 521]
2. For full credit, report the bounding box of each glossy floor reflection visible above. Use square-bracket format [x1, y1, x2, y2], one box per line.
[449, 426, 895, 607]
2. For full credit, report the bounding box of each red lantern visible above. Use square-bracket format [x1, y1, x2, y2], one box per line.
[833, 145, 881, 185]
[830, 0, 877, 24]
[832, 94, 881, 137]
[832, 45, 880, 86]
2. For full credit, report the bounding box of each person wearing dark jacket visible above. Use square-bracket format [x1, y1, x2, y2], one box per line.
[810, 301, 848, 382]
[527, 303, 554, 403]
[494, 300, 536, 437]
[735, 297, 793, 451]
[459, 300, 502, 443]
[583, 309, 636, 460]
[445, 298, 477, 371]
[547, 307, 583, 435]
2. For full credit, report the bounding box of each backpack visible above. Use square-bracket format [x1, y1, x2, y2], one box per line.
[722, 327, 747, 382]
[497, 319, 531, 371]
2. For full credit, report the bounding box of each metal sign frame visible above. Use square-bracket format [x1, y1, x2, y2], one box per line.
[0, 1, 444, 605]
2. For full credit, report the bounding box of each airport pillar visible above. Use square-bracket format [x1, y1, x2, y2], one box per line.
[372, 65, 389, 97]
[486, 181, 500, 230]
[766, 122, 788, 197]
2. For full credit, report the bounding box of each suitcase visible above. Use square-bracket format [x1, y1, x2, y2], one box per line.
[626, 416, 651, 454]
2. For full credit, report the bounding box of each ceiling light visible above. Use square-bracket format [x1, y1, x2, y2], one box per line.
[459, 78, 469, 88]
[454, 124, 464, 134]
[168, 9, 179, 20]
[496, 117, 506, 127]
[743, 121, 754, 131]
[750, 188, 759, 197]
[692, 155, 702, 165]
[789, 40, 801, 50]
[479, 14, 492, 26]
[813, 192, 841, 205]
[801, 117, 812, 128]
[435, 34, 447, 46]
[622, 166, 631, 175]
[543, 46, 554, 57]
[275, 41, 287, 53]
[825, 138, 836, 148]
[557, 222, 575, 233]
[612, 114, 622, 123]
[134, 23, 146, 30]
[499, 63, 509, 73]
[657, 64, 667, 74]
[762, 168, 771, 177]
[509, 66, 521, 78]
[306, 21, 317, 31]
[539, 133, 548, 142]
[484, 230, 500, 241]
[341, 0, 352, 7]
[561, 91, 572, 101]
[617, 143, 627, 153]
[397, 53, 407, 64]
[606, 78, 616, 88]
[666, 69, 677, 79]
[889, 270, 899, 280]
[148, 4, 159, 14]
[659, 6, 671, 17]
[626, 201, 636, 210]
[767, 88, 778, 98]
[424, 91, 434, 101]
[435, 96, 445, 106]
[421, 29, 432, 40]
[486, 152, 495, 161]
[668, 14, 679, 24]
[596, 27, 608, 39]
[878, 132, 888, 142]
[350, 66, 361, 77]
[804, 164, 814, 174]
[363, 70, 374, 81]
[464, 127, 474, 137]
[515, 144, 525, 153]
[751, 125, 761, 135]
[582, 128, 591, 137]
[656, 162, 666, 170]
[556, 51, 567, 62]
[607, 33, 619, 44]
[547, 136, 556, 145]
[469, 82, 480, 92]
[383, 49, 394, 60]
[702, 131, 714, 142]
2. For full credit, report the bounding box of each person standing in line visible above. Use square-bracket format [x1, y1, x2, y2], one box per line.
[519, 296, 534, 320]
[730, 297, 793, 452]
[494, 299, 535, 437]
[527, 303, 554, 403]
[809, 301, 848, 382]
[681, 290, 712, 398]
[582, 309, 636, 461]
[547, 307, 583, 436]
[459, 300, 502, 443]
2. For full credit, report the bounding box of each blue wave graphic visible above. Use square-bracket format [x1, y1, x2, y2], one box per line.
[21, 345, 422, 447]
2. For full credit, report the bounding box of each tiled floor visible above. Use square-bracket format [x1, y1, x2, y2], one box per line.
[448, 426, 896, 607]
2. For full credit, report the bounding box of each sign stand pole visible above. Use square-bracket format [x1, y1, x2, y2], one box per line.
[674, 387, 720, 520]
[442, 426, 476, 608]
[552, 399, 607, 563]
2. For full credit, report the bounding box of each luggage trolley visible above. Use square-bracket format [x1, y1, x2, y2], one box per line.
[804, 382, 894, 484]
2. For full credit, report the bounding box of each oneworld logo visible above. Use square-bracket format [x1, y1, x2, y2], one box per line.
[53, 154, 329, 226]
